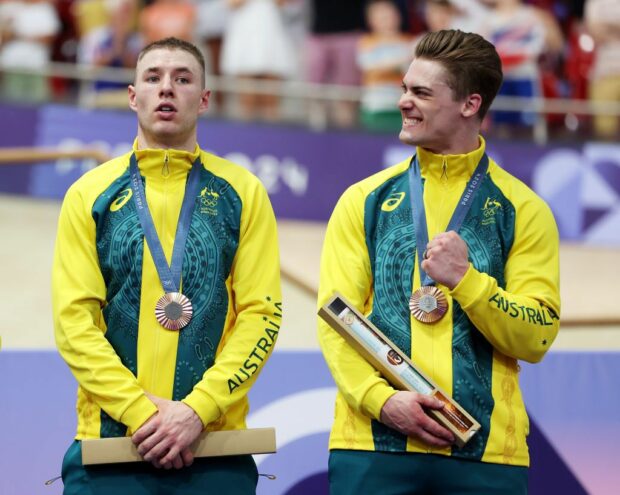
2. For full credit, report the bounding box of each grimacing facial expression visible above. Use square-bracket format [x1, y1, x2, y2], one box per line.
[128, 48, 209, 148]
[398, 58, 469, 154]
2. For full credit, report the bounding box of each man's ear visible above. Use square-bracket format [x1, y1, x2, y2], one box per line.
[128, 84, 137, 112]
[198, 89, 211, 115]
[462, 93, 482, 118]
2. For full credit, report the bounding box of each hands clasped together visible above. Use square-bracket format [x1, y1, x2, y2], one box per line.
[131, 395, 203, 470]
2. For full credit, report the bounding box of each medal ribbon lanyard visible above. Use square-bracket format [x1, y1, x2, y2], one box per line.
[129, 153, 202, 294]
[408, 153, 489, 287]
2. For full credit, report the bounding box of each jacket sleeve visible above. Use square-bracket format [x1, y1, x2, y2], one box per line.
[53, 184, 157, 433]
[182, 181, 282, 426]
[449, 194, 560, 363]
[317, 187, 397, 421]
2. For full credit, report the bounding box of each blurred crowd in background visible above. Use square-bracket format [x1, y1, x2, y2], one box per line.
[0, 0, 618, 140]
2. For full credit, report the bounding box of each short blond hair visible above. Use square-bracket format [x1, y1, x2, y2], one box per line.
[137, 37, 206, 87]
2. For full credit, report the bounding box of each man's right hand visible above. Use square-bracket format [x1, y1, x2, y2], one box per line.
[132, 394, 202, 470]
[380, 391, 455, 448]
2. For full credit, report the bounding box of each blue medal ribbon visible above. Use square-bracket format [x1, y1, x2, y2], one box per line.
[129, 153, 202, 294]
[408, 153, 489, 287]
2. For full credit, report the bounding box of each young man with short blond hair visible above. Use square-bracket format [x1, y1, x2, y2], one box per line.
[53, 37, 281, 494]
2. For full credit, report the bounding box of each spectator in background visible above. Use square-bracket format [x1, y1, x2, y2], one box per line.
[357, 0, 414, 132]
[50, 0, 79, 98]
[278, 0, 307, 79]
[482, 0, 563, 128]
[140, 0, 196, 45]
[0, 0, 60, 102]
[221, 0, 296, 121]
[91, 0, 141, 91]
[434, 0, 489, 34]
[72, 0, 139, 104]
[306, 0, 365, 128]
[194, 0, 231, 109]
[585, 0, 620, 139]
[73, 0, 112, 65]
[424, 0, 458, 33]
[393, 0, 415, 31]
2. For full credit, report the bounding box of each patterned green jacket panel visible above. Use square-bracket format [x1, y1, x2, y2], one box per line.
[362, 166, 516, 458]
[450, 176, 516, 460]
[91, 164, 242, 435]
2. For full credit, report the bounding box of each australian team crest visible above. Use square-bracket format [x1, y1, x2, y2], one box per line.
[199, 186, 219, 215]
[482, 197, 502, 225]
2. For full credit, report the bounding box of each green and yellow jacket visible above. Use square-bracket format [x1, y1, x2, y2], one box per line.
[318, 137, 560, 466]
[53, 141, 281, 439]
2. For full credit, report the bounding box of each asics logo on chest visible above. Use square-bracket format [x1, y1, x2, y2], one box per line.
[381, 192, 406, 212]
[110, 188, 133, 212]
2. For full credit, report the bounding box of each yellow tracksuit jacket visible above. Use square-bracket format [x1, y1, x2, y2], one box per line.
[53, 142, 281, 439]
[318, 137, 560, 466]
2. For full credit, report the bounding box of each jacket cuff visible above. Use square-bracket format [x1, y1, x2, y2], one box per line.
[182, 390, 221, 428]
[121, 395, 158, 434]
[449, 263, 487, 309]
[361, 381, 398, 421]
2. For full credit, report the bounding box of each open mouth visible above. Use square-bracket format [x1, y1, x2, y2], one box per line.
[156, 103, 177, 113]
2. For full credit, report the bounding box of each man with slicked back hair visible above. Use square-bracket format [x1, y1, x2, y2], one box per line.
[318, 29, 560, 494]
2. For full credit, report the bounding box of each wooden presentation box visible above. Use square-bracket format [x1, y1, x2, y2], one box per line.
[319, 293, 480, 448]
[82, 427, 276, 465]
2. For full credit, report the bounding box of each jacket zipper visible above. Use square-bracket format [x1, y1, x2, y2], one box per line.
[151, 151, 170, 391]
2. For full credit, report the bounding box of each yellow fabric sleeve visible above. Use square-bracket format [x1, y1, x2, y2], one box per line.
[52, 181, 158, 434]
[450, 191, 560, 363]
[183, 178, 282, 426]
[317, 186, 397, 421]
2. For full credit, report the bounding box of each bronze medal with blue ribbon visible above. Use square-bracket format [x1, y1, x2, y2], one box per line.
[409, 285, 448, 324]
[407, 153, 488, 323]
[129, 153, 202, 330]
[154, 292, 193, 331]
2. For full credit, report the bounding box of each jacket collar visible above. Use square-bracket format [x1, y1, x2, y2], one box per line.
[416, 136, 486, 182]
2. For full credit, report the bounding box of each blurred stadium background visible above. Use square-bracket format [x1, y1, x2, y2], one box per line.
[1, 0, 619, 494]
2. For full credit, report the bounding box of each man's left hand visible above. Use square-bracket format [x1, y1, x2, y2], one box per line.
[132, 395, 203, 469]
[421, 231, 469, 290]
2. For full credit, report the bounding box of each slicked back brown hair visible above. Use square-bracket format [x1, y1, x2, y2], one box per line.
[414, 30, 503, 120]
[137, 37, 206, 87]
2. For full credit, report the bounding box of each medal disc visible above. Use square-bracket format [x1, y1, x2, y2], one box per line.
[155, 292, 193, 330]
[409, 286, 448, 323]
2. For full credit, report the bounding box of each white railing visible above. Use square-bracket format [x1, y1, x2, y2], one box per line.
[3, 62, 620, 143]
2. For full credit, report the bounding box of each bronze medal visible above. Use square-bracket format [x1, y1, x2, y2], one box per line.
[409, 286, 448, 324]
[155, 292, 193, 330]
